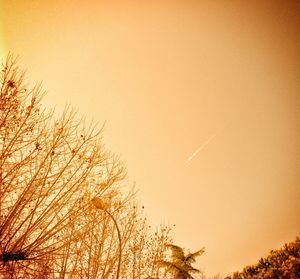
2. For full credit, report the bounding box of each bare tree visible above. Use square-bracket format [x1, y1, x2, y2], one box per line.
[0, 55, 128, 277]
[0, 56, 174, 278]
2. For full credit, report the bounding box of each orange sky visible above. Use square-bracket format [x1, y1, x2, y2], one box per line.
[1, 0, 300, 276]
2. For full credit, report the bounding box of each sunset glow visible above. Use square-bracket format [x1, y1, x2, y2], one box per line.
[1, 1, 299, 277]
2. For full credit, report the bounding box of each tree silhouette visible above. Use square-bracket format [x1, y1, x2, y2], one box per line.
[161, 244, 205, 279]
[225, 237, 300, 279]
[0, 54, 126, 277]
[0, 55, 175, 278]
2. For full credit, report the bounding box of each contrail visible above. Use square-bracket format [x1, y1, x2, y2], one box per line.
[184, 133, 218, 165]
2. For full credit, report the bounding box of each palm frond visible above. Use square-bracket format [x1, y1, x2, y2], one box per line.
[185, 247, 205, 264]
[166, 244, 185, 262]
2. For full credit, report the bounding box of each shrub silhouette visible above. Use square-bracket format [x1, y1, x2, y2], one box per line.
[225, 237, 300, 279]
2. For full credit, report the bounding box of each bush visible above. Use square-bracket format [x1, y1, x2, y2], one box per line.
[225, 237, 300, 279]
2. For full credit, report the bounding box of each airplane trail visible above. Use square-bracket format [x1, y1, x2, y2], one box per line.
[184, 133, 218, 165]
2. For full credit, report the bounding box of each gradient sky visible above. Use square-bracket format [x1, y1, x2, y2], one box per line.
[1, 0, 300, 276]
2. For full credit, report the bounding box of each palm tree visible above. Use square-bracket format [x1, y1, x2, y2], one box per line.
[161, 244, 205, 279]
